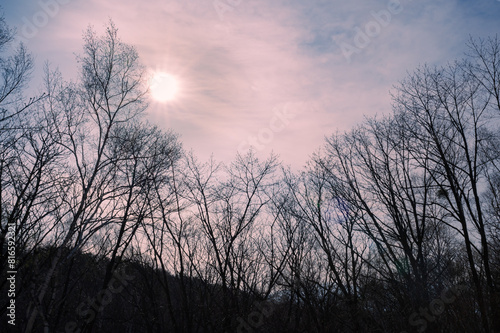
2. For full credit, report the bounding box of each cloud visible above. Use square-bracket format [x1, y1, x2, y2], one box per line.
[3, 0, 500, 168]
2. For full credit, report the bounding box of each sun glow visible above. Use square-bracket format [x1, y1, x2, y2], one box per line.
[149, 72, 180, 102]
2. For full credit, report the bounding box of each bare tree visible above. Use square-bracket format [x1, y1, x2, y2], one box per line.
[24, 21, 149, 333]
[392, 54, 499, 331]
[0, 15, 35, 125]
[80, 122, 181, 332]
[179, 151, 278, 332]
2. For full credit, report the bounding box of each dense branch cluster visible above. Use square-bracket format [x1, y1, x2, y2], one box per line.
[1, 19, 500, 333]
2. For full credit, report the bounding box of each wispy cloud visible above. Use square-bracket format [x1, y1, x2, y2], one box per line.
[3, 0, 500, 167]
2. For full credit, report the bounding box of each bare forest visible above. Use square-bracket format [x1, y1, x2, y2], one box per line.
[1, 17, 500, 333]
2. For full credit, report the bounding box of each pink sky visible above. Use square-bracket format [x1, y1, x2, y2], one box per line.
[4, 0, 500, 168]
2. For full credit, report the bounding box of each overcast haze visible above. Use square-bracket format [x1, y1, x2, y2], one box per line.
[3, 0, 500, 167]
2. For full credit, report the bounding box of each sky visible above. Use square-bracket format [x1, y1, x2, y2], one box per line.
[2, 0, 500, 169]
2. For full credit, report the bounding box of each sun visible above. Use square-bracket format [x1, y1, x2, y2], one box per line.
[149, 72, 180, 102]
